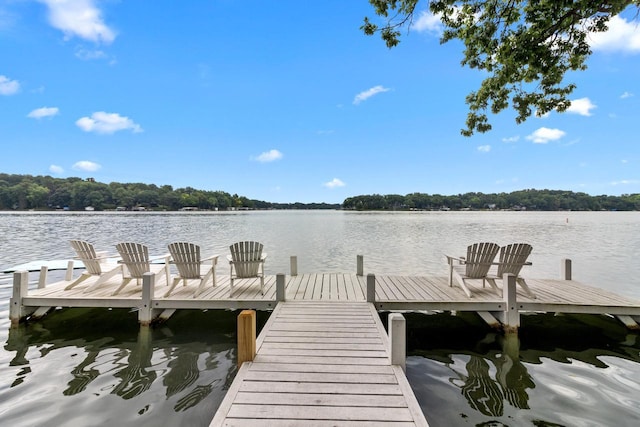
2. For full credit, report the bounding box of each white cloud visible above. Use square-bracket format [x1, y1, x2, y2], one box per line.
[411, 11, 442, 34]
[324, 178, 345, 189]
[588, 15, 640, 53]
[49, 164, 64, 174]
[477, 145, 491, 152]
[611, 179, 640, 186]
[76, 112, 142, 134]
[526, 127, 566, 144]
[621, 91, 634, 99]
[502, 135, 519, 143]
[75, 48, 108, 60]
[253, 149, 283, 163]
[566, 97, 596, 116]
[72, 160, 101, 172]
[0, 75, 20, 95]
[28, 106, 59, 119]
[353, 85, 390, 105]
[38, 0, 116, 44]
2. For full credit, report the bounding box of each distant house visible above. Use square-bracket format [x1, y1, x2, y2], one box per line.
[84, 206, 95, 211]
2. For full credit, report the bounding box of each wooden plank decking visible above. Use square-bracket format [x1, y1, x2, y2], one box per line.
[15, 272, 640, 317]
[210, 301, 428, 426]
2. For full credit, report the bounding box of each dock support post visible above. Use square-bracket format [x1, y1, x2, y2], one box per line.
[237, 310, 256, 367]
[499, 274, 519, 333]
[366, 274, 376, 303]
[65, 260, 74, 282]
[389, 313, 406, 371]
[38, 266, 48, 289]
[276, 273, 286, 301]
[10, 271, 29, 326]
[139, 272, 158, 326]
[357, 255, 364, 276]
[290, 256, 298, 276]
[561, 259, 572, 280]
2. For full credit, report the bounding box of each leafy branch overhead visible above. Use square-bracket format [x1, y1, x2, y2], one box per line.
[362, 0, 638, 136]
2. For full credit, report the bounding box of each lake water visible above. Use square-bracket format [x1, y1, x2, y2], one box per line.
[1, 211, 639, 426]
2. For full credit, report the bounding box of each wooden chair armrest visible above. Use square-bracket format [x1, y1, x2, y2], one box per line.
[202, 254, 220, 265]
[445, 255, 465, 265]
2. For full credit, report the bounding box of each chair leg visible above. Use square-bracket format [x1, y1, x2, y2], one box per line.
[65, 272, 91, 290]
[456, 277, 473, 298]
[83, 267, 121, 294]
[260, 275, 264, 296]
[517, 278, 536, 299]
[112, 278, 132, 296]
[164, 277, 181, 298]
[485, 278, 502, 297]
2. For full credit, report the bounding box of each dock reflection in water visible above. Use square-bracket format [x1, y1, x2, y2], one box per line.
[398, 312, 640, 427]
[2, 308, 267, 426]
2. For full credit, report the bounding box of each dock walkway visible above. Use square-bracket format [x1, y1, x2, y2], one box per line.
[210, 300, 428, 426]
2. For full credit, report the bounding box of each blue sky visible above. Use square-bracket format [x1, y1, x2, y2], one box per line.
[1, 1, 639, 204]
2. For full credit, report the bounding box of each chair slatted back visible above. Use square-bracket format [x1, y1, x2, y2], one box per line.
[497, 243, 532, 277]
[465, 242, 500, 278]
[70, 240, 102, 275]
[230, 241, 263, 278]
[116, 242, 150, 279]
[168, 242, 201, 279]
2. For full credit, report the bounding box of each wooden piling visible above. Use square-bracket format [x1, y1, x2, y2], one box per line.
[276, 273, 286, 301]
[10, 271, 29, 325]
[357, 255, 363, 276]
[237, 310, 256, 367]
[366, 273, 376, 303]
[65, 260, 74, 281]
[389, 313, 406, 371]
[290, 256, 298, 276]
[38, 266, 48, 289]
[500, 274, 519, 332]
[561, 258, 572, 280]
[139, 272, 157, 326]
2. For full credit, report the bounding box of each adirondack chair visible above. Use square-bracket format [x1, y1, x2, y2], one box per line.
[166, 242, 219, 298]
[65, 240, 122, 292]
[446, 242, 501, 298]
[227, 241, 267, 296]
[113, 242, 170, 296]
[486, 243, 535, 299]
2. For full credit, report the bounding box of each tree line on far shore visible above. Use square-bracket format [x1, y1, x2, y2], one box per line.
[0, 173, 339, 211]
[1, 173, 639, 212]
[343, 190, 640, 211]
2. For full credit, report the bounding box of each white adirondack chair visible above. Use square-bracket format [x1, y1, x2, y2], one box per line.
[166, 242, 219, 298]
[486, 243, 535, 299]
[446, 242, 501, 298]
[65, 240, 121, 292]
[113, 242, 170, 296]
[227, 241, 267, 296]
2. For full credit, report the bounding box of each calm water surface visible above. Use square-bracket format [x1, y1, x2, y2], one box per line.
[1, 211, 639, 426]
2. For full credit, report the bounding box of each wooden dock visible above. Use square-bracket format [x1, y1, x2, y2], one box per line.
[210, 301, 428, 426]
[6, 259, 640, 425]
[9, 265, 640, 328]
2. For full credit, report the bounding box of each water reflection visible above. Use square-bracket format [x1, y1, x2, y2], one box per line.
[1, 308, 269, 426]
[112, 327, 157, 399]
[396, 312, 640, 426]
